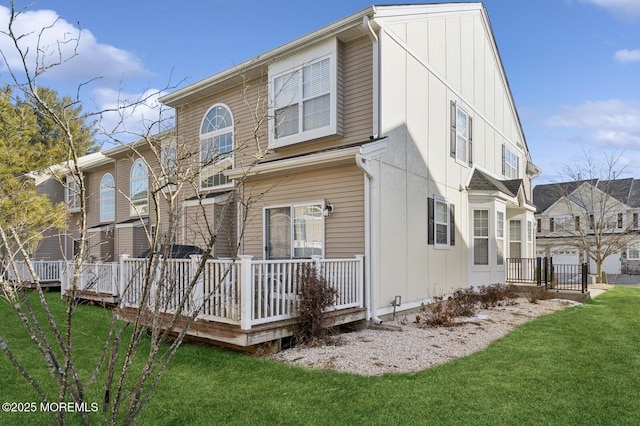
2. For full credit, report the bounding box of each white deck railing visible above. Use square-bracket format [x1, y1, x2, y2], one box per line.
[60, 262, 120, 296]
[4, 260, 65, 283]
[108, 255, 364, 330]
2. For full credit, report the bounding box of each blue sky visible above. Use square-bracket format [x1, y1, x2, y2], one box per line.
[1, 0, 639, 185]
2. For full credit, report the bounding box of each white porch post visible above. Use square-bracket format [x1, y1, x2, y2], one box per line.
[119, 254, 128, 304]
[355, 255, 365, 307]
[111, 262, 119, 297]
[60, 262, 68, 299]
[311, 255, 322, 277]
[239, 255, 253, 331]
[58, 260, 64, 283]
[191, 255, 203, 313]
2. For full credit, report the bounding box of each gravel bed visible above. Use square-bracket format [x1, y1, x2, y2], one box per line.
[268, 298, 584, 376]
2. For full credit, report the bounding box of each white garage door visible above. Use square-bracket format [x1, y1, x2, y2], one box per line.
[551, 247, 579, 265]
[590, 253, 621, 275]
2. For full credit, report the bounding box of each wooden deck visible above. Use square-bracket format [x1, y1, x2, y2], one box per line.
[116, 306, 367, 353]
[64, 289, 118, 305]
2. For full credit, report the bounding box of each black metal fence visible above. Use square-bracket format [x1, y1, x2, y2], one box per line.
[506, 257, 588, 293]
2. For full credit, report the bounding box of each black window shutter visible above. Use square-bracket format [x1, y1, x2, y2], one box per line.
[468, 118, 473, 166]
[428, 197, 434, 245]
[502, 144, 506, 175]
[450, 203, 455, 246]
[450, 101, 456, 158]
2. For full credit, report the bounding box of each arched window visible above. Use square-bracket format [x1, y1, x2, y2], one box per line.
[200, 104, 233, 189]
[130, 159, 148, 216]
[100, 173, 115, 222]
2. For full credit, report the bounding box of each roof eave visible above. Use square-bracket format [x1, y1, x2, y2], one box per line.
[159, 6, 375, 107]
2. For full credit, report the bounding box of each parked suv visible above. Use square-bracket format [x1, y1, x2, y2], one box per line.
[138, 244, 206, 259]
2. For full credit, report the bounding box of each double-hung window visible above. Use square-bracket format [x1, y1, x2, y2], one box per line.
[502, 144, 520, 179]
[269, 38, 340, 148]
[428, 197, 455, 248]
[473, 210, 489, 265]
[450, 101, 472, 166]
[497, 211, 505, 265]
[65, 177, 80, 212]
[200, 104, 233, 190]
[265, 203, 324, 259]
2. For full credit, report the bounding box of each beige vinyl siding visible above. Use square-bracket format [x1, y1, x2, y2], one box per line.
[33, 176, 66, 259]
[213, 201, 237, 258]
[241, 163, 364, 259]
[173, 35, 373, 170]
[183, 199, 237, 258]
[116, 227, 133, 258]
[184, 205, 206, 248]
[33, 229, 65, 260]
[133, 227, 148, 257]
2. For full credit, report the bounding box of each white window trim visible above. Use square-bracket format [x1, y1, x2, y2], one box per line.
[473, 209, 490, 266]
[65, 177, 81, 213]
[100, 173, 115, 223]
[130, 159, 149, 217]
[199, 103, 235, 191]
[453, 102, 472, 167]
[553, 215, 574, 233]
[434, 197, 450, 249]
[503, 144, 520, 179]
[627, 244, 640, 260]
[268, 38, 339, 149]
[263, 201, 325, 259]
[496, 210, 505, 266]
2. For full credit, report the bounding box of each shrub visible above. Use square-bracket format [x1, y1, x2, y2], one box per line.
[448, 287, 478, 317]
[416, 284, 517, 328]
[477, 284, 517, 308]
[295, 264, 338, 346]
[527, 287, 554, 304]
[416, 296, 458, 327]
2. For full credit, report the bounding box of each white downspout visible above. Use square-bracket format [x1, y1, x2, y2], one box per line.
[361, 14, 383, 324]
[364, 15, 379, 140]
[357, 153, 383, 324]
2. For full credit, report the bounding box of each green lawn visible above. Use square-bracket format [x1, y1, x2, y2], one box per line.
[1, 287, 639, 425]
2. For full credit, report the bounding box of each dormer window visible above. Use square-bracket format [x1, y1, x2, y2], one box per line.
[269, 38, 341, 148]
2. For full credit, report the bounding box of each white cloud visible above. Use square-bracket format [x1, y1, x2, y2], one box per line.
[92, 88, 174, 144]
[579, 0, 640, 21]
[614, 48, 640, 63]
[0, 6, 150, 85]
[546, 100, 640, 149]
[0, 5, 169, 144]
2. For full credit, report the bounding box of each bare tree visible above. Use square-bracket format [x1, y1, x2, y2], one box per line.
[538, 152, 636, 279]
[0, 3, 275, 424]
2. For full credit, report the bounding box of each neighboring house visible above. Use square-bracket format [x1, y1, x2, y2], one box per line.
[534, 178, 640, 275]
[28, 3, 539, 346]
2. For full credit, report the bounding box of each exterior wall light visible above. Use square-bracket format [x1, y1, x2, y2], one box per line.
[324, 202, 334, 217]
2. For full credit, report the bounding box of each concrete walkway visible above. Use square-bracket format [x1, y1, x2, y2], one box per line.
[606, 274, 640, 287]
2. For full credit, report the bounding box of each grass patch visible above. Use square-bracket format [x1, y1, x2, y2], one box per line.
[1, 288, 639, 425]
